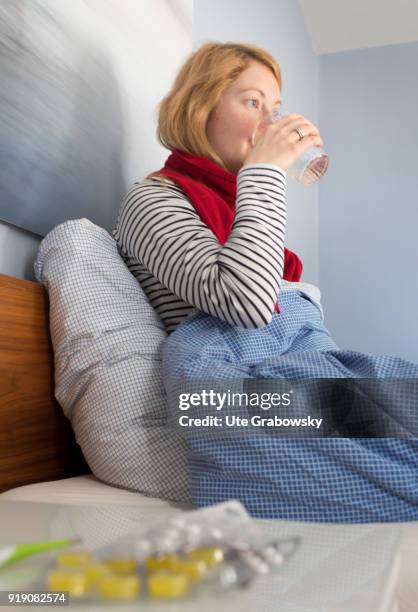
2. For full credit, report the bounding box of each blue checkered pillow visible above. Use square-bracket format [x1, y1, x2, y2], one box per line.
[34, 219, 190, 503]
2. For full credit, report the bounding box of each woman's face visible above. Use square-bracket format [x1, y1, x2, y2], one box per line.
[206, 60, 282, 175]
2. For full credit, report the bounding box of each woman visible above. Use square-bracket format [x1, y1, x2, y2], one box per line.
[113, 41, 322, 333]
[113, 42, 418, 523]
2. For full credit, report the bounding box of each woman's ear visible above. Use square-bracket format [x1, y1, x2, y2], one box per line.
[208, 107, 219, 120]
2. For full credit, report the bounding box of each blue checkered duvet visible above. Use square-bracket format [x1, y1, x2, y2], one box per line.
[162, 291, 418, 522]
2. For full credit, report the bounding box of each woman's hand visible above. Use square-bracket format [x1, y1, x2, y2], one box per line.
[243, 114, 323, 171]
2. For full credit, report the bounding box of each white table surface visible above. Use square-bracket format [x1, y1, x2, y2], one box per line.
[0, 498, 417, 612]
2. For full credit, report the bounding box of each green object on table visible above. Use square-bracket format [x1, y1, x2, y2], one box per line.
[0, 538, 81, 569]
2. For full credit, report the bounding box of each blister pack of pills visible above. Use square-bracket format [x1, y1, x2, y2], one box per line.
[41, 501, 301, 603]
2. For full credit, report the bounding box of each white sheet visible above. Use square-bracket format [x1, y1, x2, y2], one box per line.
[1, 475, 192, 510]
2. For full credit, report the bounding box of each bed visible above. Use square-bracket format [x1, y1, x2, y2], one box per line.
[0, 272, 417, 611]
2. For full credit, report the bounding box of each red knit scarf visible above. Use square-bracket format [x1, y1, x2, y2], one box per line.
[155, 148, 303, 314]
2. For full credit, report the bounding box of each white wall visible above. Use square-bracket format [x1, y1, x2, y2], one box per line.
[0, 223, 40, 281]
[318, 41, 418, 362]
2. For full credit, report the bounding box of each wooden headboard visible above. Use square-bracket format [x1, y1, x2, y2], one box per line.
[0, 273, 89, 493]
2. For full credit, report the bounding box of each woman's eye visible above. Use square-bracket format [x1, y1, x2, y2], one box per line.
[247, 98, 260, 109]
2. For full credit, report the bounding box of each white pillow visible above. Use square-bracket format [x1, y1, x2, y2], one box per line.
[34, 219, 190, 503]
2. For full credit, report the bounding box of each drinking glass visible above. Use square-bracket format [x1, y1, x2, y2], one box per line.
[254, 110, 329, 186]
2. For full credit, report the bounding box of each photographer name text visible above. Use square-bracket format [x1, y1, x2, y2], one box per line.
[178, 415, 323, 429]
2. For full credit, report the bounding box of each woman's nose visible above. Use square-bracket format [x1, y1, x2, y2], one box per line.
[251, 112, 277, 147]
[256, 113, 276, 136]
[258, 110, 278, 130]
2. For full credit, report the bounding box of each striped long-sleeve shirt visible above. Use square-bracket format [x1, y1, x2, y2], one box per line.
[112, 163, 288, 334]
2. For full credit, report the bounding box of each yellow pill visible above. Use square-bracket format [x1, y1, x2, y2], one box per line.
[85, 563, 111, 586]
[56, 551, 91, 569]
[148, 571, 190, 599]
[98, 574, 141, 600]
[168, 558, 207, 582]
[104, 559, 137, 573]
[189, 547, 224, 567]
[145, 554, 178, 572]
[47, 569, 87, 598]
